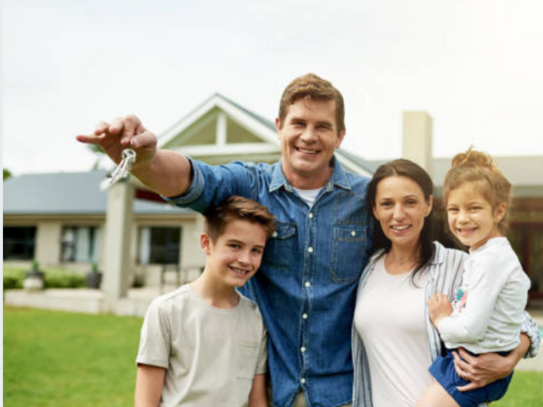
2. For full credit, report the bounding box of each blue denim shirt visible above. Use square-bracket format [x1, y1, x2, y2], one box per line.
[166, 157, 372, 407]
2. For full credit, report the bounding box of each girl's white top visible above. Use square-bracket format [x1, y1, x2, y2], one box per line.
[438, 237, 531, 354]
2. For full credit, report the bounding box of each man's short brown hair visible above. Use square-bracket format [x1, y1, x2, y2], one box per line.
[278, 73, 345, 133]
[204, 196, 276, 242]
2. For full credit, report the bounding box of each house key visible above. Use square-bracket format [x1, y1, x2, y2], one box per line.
[110, 148, 136, 184]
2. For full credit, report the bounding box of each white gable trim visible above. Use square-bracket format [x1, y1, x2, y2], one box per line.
[216, 112, 227, 146]
[158, 94, 278, 148]
[173, 143, 280, 157]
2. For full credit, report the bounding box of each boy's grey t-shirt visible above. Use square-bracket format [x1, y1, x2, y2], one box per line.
[136, 284, 267, 407]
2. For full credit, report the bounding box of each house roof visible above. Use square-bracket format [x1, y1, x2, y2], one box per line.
[3, 171, 193, 216]
[372, 156, 543, 197]
[337, 148, 380, 175]
[433, 156, 543, 197]
[158, 93, 279, 149]
[432, 156, 543, 187]
[215, 93, 276, 131]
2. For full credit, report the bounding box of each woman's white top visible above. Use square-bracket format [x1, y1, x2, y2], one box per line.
[354, 256, 432, 407]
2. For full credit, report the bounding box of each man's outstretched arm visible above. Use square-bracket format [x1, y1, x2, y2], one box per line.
[76, 115, 192, 197]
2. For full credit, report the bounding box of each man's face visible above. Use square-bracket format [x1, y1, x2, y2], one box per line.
[276, 98, 345, 189]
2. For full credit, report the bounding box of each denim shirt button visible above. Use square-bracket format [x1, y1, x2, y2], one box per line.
[272, 231, 278, 238]
[308, 212, 314, 219]
[301, 378, 306, 384]
[302, 313, 308, 319]
[351, 230, 356, 237]
[305, 282, 311, 288]
[301, 346, 306, 353]
[307, 247, 314, 253]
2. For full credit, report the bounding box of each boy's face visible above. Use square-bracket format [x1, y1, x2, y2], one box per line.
[202, 219, 267, 288]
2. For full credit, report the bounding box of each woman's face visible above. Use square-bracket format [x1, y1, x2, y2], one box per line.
[373, 175, 433, 251]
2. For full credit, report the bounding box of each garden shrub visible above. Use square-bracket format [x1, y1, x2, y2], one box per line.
[44, 269, 86, 289]
[2, 268, 26, 289]
[3, 266, 85, 289]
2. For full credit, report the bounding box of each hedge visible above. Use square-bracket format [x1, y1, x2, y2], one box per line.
[3, 266, 85, 290]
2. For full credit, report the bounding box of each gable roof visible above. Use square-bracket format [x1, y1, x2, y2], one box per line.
[371, 156, 543, 197]
[3, 171, 192, 216]
[336, 148, 379, 177]
[432, 156, 543, 197]
[158, 93, 279, 149]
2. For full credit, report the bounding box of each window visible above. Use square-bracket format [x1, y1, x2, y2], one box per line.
[3, 227, 36, 260]
[138, 227, 181, 265]
[60, 226, 100, 263]
[508, 223, 543, 298]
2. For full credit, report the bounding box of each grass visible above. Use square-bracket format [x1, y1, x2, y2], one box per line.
[3, 307, 142, 407]
[3, 306, 542, 406]
[494, 370, 543, 407]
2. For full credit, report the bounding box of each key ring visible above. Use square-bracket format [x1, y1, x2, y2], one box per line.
[122, 149, 136, 161]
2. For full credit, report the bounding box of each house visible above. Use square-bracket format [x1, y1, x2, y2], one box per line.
[4, 96, 542, 306]
[3, 170, 202, 287]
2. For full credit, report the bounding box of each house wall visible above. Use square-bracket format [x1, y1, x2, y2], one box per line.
[35, 221, 62, 267]
[3, 216, 106, 273]
[4, 213, 206, 285]
[130, 215, 206, 288]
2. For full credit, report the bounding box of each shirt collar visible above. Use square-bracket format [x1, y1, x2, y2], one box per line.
[428, 241, 445, 266]
[269, 156, 351, 193]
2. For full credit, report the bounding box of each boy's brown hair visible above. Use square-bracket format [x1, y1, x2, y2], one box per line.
[204, 196, 276, 242]
[278, 73, 345, 133]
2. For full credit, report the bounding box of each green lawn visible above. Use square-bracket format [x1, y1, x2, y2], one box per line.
[3, 306, 542, 406]
[493, 370, 543, 407]
[3, 307, 142, 407]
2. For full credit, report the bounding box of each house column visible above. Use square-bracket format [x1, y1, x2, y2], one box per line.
[103, 182, 134, 309]
[402, 112, 433, 174]
[35, 221, 62, 267]
[216, 112, 227, 146]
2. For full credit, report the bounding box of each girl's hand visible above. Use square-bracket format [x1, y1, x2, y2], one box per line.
[428, 293, 453, 328]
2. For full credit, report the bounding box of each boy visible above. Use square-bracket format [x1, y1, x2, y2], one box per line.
[134, 196, 275, 407]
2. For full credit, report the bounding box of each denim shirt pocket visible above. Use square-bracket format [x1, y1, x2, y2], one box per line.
[329, 224, 367, 284]
[261, 222, 296, 271]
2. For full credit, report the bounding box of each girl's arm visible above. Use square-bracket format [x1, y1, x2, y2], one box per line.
[436, 254, 507, 343]
[248, 374, 268, 407]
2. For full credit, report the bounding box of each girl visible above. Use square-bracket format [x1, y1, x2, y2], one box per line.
[418, 149, 532, 407]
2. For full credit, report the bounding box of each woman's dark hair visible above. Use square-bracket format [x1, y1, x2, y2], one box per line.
[366, 159, 435, 281]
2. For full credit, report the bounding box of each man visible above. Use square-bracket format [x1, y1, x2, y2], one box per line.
[78, 74, 370, 406]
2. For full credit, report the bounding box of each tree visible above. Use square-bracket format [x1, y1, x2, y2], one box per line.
[3, 168, 12, 181]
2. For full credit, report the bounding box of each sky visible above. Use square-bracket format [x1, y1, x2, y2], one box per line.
[3, 0, 543, 175]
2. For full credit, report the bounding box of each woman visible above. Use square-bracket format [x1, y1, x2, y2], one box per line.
[351, 159, 539, 407]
